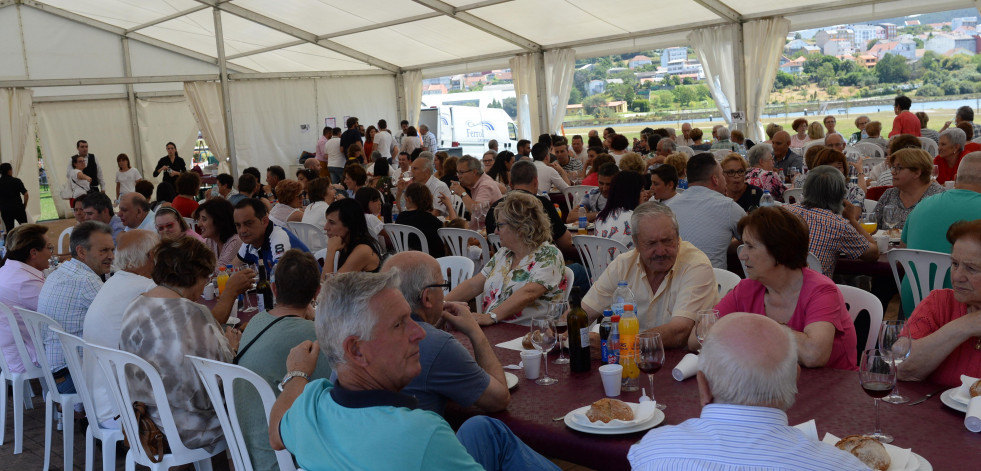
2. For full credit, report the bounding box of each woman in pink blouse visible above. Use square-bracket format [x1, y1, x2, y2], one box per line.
[0, 224, 51, 373]
[194, 198, 244, 269]
[690, 206, 858, 370]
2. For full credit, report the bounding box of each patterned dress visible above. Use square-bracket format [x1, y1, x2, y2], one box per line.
[480, 243, 565, 325]
[595, 209, 634, 250]
[745, 167, 787, 201]
[119, 296, 233, 453]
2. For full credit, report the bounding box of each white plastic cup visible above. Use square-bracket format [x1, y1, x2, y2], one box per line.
[599, 364, 624, 397]
[873, 234, 890, 253]
[520, 350, 542, 380]
[672, 353, 699, 382]
[202, 284, 215, 301]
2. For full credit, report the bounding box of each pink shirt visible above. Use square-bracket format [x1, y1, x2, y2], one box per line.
[889, 111, 921, 137]
[0, 260, 42, 373]
[716, 268, 858, 371]
[468, 173, 503, 230]
[904, 289, 981, 388]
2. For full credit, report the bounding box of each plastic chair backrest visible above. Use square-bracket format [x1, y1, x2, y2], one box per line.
[711, 149, 731, 161]
[451, 194, 465, 217]
[438, 228, 489, 271]
[58, 226, 73, 254]
[572, 235, 628, 283]
[561, 266, 574, 302]
[14, 309, 71, 405]
[862, 157, 886, 168]
[87, 343, 224, 467]
[487, 233, 501, 252]
[806, 252, 822, 274]
[783, 188, 803, 204]
[183, 217, 197, 232]
[437, 256, 474, 294]
[713, 268, 741, 297]
[562, 185, 598, 212]
[187, 356, 298, 471]
[286, 222, 327, 253]
[863, 199, 877, 213]
[837, 284, 884, 358]
[384, 223, 429, 254]
[887, 249, 952, 309]
[0, 304, 42, 378]
[52, 329, 123, 444]
[853, 142, 884, 158]
[676, 146, 694, 157]
[918, 137, 938, 157]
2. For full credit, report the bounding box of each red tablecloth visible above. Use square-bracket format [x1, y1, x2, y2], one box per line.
[447, 323, 980, 470]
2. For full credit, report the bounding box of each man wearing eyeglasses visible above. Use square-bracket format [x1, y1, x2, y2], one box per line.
[451, 156, 502, 230]
[382, 251, 511, 415]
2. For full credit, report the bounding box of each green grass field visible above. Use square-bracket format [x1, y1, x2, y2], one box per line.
[38, 188, 59, 221]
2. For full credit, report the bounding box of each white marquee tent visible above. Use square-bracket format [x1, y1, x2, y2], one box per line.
[0, 0, 975, 220]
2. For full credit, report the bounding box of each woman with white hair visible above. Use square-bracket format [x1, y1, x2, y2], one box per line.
[744, 143, 787, 201]
[936, 127, 966, 185]
[783, 166, 878, 276]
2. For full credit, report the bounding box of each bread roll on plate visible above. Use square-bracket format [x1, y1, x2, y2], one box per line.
[585, 398, 634, 423]
[835, 435, 890, 471]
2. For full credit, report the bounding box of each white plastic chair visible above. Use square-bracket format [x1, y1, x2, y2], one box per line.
[802, 139, 825, 155]
[87, 343, 227, 471]
[187, 356, 298, 471]
[862, 157, 886, 168]
[0, 304, 43, 456]
[437, 256, 474, 294]
[313, 249, 340, 272]
[451, 194, 465, 218]
[887, 249, 952, 310]
[561, 266, 575, 302]
[918, 137, 938, 157]
[15, 308, 81, 471]
[562, 185, 597, 212]
[572, 235, 628, 283]
[384, 223, 429, 254]
[487, 233, 501, 252]
[713, 268, 741, 297]
[971, 136, 981, 145]
[711, 149, 731, 161]
[438, 228, 490, 271]
[837, 284, 884, 355]
[52, 329, 125, 471]
[853, 142, 885, 159]
[783, 188, 803, 204]
[863, 199, 877, 213]
[287, 222, 327, 253]
[184, 217, 197, 232]
[58, 226, 73, 254]
[676, 146, 694, 157]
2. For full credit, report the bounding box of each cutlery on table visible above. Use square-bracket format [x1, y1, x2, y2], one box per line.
[906, 387, 946, 406]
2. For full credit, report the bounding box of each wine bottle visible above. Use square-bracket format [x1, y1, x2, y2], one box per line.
[567, 287, 591, 372]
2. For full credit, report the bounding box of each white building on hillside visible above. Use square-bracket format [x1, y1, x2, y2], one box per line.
[660, 47, 687, 67]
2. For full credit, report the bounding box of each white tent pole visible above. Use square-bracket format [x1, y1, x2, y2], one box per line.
[395, 72, 406, 125]
[733, 22, 748, 135]
[534, 52, 548, 138]
[121, 37, 145, 178]
[213, 8, 238, 180]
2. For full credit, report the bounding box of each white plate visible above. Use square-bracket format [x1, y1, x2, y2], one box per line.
[505, 372, 518, 390]
[940, 388, 968, 413]
[565, 223, 595, 231]
[908, 452, 932, 471]
[563, 404, 664, 435]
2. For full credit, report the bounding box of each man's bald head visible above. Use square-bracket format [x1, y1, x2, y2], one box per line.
[957, 152, 981, 189]
[698, 313, 798, 410]
[771, 131, 791, 158]
[382, 251, 443, 322]
[117, 192, 150, 229]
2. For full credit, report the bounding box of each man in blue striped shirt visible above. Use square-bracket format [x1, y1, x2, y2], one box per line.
[628, 313, 870, 471]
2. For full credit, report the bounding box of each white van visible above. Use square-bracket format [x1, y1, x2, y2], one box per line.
[418, 105, 518, 157]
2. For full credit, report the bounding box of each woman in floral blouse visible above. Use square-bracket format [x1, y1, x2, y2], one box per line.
[447, 191, 566, 325]
[744, 143, 787, 201]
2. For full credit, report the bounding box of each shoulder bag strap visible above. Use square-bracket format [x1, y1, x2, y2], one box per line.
[233, 314, 298, 364]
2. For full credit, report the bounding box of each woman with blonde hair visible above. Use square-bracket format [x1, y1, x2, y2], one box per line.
[618, 152, 646, 175]
[269, 179, 305, 224]
[664, 152, 689, 189]
[872, 148, 944, 230]
[807, 121, 825, 141]
[446, 191, 566, 325]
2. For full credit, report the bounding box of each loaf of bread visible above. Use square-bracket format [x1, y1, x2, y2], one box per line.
[970, 379, 981, 398]
[522, 330, 543, 350]
[835, 435, 890, 471]
[585, 398, 634, 423]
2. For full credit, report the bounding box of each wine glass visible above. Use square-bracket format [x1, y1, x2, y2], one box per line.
[548, 302, 570, 365]
[858, 349, 896, 444]
[530, 318, 558, 386]
[878, 320, 911, 404]
[695, 309, 719, 349]
[401, 171, 413, 183]
[239, 264, 259, 313]
[860, 212, 877, 234]
[882, 204, 900, 236]
[931, 164, 939, 181]
[635, 332, 666, 410]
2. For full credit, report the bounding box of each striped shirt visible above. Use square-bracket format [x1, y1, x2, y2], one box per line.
[628, 404, 871, 471]
[783, 204, 869, 277]
[664, 186, 744, 270]
[37, 258, 103, 372]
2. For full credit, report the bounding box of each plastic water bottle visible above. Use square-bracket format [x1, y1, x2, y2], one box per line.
[391, 202, 400, 223]
[577, 204, 588, 234]
[611, 281, 635, 317]
[849, 175, 862, 205]
[760, 190, 775, 207]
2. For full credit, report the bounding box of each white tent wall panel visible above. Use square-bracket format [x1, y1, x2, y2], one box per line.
[0, 88, 40, 224]
[136, 96, 199, 184]
[20, 6, 126, 80]
[0, 7, 29, 80]
[232, 0, 434, 38]
[229, 79, 319, 173]
[139, 9, 220, 58]
[35, 99, 133, 218]
[39, 0, 201, 30]
[128, 40, 221, 77]
[229, 43, 379, 74]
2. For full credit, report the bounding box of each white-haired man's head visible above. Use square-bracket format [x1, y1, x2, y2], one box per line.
[698, 312, 799, 410]
[957, 152, 981, 190]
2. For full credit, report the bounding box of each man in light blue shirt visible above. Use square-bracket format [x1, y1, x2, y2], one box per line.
[665, 153, 744, 269]
[268, 271, 558, 471]
[117, 193, 155, 232]
[37, 221, 114, 394]
[628, 313, 870, 471]
[420, 124, 438, 152]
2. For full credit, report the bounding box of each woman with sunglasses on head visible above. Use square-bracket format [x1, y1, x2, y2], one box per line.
[872, 148, 945, 231]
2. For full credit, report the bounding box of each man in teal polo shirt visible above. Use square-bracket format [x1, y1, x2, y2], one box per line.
[901, 153, 981, 315]
[268, 271, 559, 471]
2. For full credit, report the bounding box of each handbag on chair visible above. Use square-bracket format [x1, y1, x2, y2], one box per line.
[120, 401, 170, 463]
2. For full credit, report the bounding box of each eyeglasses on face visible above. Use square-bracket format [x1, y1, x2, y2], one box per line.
[889, 166, 911, 173]
[723, 169, 746, 176]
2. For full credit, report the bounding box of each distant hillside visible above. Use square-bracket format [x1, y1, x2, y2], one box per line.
[860, 7, 978, 26]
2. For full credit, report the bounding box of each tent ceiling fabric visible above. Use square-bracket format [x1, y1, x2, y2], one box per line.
[4, 0, 974, 79]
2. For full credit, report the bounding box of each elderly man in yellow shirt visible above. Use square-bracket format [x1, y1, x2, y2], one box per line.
[582, 202, 719, 348]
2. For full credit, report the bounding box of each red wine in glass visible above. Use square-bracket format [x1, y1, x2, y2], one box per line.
[862, 381, 893, 399]
[637, 360, 663, 375]
[554, 321, 568, 335]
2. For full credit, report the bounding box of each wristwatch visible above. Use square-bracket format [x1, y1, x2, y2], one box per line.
[487, 311, 498, 324]
[279, 370, 310, 391]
